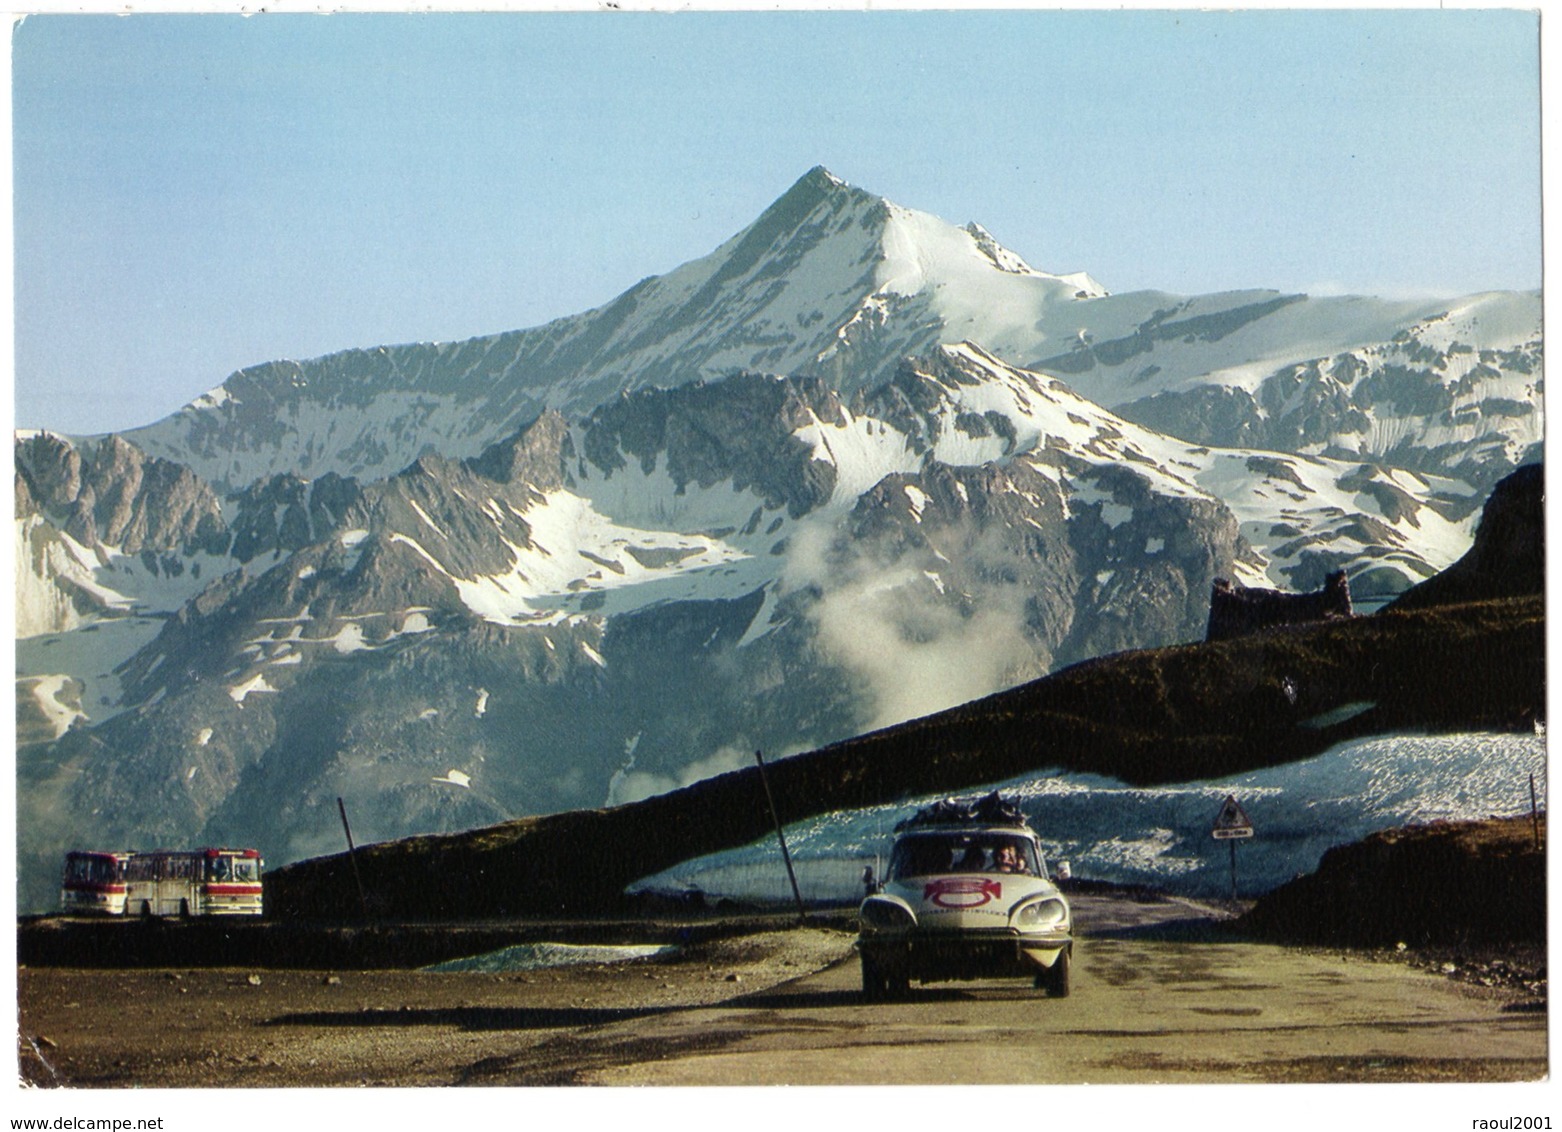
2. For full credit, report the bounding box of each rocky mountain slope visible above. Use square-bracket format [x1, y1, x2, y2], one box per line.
[15, 169, 1542, 913]
[266, 462, 1545, 920]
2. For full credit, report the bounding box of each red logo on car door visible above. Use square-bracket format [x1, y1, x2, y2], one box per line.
[924, 878, 1002, 908]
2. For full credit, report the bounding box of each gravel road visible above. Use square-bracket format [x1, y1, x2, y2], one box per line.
[17, 892, 1545, 1088]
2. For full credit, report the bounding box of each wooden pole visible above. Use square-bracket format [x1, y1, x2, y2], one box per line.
[1228, 839, 1238, 903]
[338, 797, 371, 921]
[754, 751, 807, 924]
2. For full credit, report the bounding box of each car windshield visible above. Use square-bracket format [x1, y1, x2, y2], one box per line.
[889, 833, 1043, 879]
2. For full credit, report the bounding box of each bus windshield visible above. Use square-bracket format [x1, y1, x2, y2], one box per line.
[206, 855, 260, 882]
[64, 854, 123, 886]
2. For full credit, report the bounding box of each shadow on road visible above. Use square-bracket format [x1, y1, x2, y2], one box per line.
[733, 984, 1043, 1009]
[264, 981, 1029, 1031]
[266, 1004, 685, 1031]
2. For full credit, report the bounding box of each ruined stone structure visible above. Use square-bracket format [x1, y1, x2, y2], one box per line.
[1205, 571, 1353, 642]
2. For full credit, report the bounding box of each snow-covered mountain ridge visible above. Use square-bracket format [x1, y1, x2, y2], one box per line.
[108, 168, 1539, 497]
[17, 346, 1481, 836]
[14, 167, 1541, 912]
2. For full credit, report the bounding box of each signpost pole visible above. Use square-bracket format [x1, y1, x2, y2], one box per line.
[755, 751, 808, 925]
[1211, 794, 1253, 906]
[338, 797, 371, 922]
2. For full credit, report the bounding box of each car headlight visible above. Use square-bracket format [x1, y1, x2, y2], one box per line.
[1012, 897, 1068, 931]
[859, 897, 916, 933]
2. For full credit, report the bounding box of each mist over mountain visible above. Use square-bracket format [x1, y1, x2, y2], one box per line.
[15, 168, 1542, 911]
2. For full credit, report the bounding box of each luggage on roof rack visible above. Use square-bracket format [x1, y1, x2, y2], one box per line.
[894, 791, 1030, 831]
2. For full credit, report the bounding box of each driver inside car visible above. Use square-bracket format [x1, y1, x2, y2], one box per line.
[995, 843, 1029, 874]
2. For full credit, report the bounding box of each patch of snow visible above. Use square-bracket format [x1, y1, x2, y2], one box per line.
[19, 674, 86, 740]
[190, 384, 234, 410]
[407, 498, 449, 541]
[637, 730, 1545, 905]
[228, 672, 277, 704]
[398, 610, 432, 635]
[331, 623, 371, 654]
[1100, 503, 1133, 528]
[735, 584, 786, 649]
[791, 410, 920, 508]
[425, 942, 675, 974]
[16, 618, 163, 729]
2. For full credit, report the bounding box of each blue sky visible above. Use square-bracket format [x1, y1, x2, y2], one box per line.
[12, 9, 1542, 435]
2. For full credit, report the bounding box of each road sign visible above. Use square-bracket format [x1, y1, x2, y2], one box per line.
[1211, 795, 1254, 840]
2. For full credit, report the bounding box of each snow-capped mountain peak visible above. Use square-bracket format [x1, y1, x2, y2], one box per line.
[105, 169, 1536, 504]
[14, 168, 1541, 913]
[111, 168, 1114, 490]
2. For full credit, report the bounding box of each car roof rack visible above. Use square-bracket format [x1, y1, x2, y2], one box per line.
[894, 791, 1031, 832]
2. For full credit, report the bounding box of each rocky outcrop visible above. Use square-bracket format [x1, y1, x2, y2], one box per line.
[1389, 463, 1543, 611]
[1059, 463, 1246, 661]
[14, 434, 238, 641]
[466, 410, 575, 490]
[15, 433, 229, 558]
[581, 372, 844, 518]
[16, 434, 229, 555]
[228, 472, 363, 564]
[1240, 814, 1545, 946]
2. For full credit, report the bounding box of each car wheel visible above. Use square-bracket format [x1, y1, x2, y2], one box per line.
[1043, 949, 1071, 999]
[885, 966, 911, 1000]
[860, 953, 884, 1001]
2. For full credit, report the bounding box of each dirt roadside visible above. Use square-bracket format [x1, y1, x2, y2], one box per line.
[17, 926, 857, 1087]
[16, 892, 1545, 1088]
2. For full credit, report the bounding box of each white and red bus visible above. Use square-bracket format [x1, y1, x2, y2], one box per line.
[60, 850, 132, 915]
[117, 848, 266, 917]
